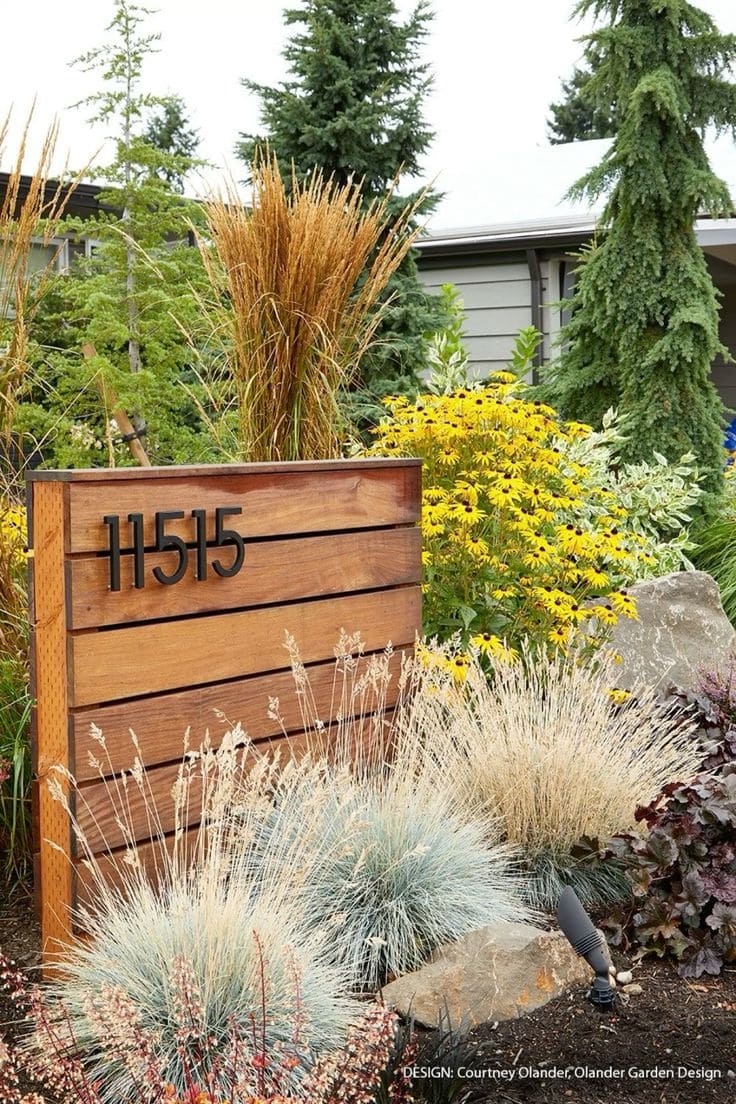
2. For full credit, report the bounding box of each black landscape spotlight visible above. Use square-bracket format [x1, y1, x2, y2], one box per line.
[557, 886, 616, 1010]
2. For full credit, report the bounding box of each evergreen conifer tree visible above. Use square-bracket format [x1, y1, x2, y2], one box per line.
[547, 64, 616, 143]
[237, 0, 445, 405]
[542, 0, 736, 510]
[19, 1, 213, 466]
[144, 96, 200, 193]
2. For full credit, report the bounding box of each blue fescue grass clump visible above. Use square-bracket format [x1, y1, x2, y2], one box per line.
[234, 760, 532, 990]
[39, 732, 362, 1104]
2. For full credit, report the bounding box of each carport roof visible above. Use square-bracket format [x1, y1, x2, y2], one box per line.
[420, 134, 736, 257]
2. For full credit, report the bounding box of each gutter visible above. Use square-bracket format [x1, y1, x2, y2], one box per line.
[526, 247, 544, 384]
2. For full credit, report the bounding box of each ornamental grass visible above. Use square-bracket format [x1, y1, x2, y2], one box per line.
[36, 730, 362, 1103]
[193, 158, 421, 462]
[0, 949, 410, 1104]
[394, 645, 705, 910]
[234, 754, 531, 990]
[0, 108, 74, 454]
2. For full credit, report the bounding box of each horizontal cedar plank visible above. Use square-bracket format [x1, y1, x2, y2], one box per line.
[70, 648, 409, 781]
[74, 826, 201, 916]
[29, 458, 420, 483]
[70, 587, 420, 707]
[65, 465, 421, 553]
[68, 527, 421, 630]
[75, 712, 392, 855]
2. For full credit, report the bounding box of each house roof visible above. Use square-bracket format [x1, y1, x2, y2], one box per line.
[420, 134, 736, 256]
[0, 172, 112, 219]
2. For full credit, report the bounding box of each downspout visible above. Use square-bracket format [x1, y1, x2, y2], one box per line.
[526, 248, 544, 385]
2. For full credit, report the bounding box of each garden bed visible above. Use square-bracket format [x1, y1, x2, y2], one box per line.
[468, 960, 735, 1102]
[2, 886, 734, 1104]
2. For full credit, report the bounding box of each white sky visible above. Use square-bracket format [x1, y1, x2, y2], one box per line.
[3, 0, 736, 228]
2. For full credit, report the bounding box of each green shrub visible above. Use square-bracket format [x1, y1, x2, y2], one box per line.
[368, 334, 699, 655]
[560, 407, 704, 575]
[0, 659, 32, 881]
[691, 475, 736, 627]
[605, 767, 736, 978]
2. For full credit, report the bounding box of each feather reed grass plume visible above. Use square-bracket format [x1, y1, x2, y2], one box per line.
[0, 107, 73, 455]
[195, 159, 421, 461]
[393, 645, 705, 908]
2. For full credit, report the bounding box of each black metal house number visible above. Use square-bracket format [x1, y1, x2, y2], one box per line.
[103, 507, 244, 591]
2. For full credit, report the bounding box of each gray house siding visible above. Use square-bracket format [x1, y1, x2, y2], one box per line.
[419, 257, 545, 378]
[419, 247, 736, 416]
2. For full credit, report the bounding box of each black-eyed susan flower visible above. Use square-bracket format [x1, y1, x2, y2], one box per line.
[609, 590, 637, 618]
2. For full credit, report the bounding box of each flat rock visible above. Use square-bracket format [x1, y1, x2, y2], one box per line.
[607, 572, 735, 691]
[380, 922, 591, 1030]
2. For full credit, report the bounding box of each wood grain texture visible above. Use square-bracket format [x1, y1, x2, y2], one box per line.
[70, 586, 420, 706]
[28, 458, 420, 482]
[70, 648, 409, 782]
[29, 481, 74, 967]
[75, 710, 393, 854]
[67, 527, 421, 629]
[64, 464, 421, 552]
[27, 460, 421, 963]
[74, 827, 200, 915]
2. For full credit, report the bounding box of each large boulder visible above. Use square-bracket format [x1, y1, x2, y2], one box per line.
[380, 923, 591, 1030]
[607, 572, 735, 692]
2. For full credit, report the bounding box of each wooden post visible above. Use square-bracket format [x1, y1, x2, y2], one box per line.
[29, 480, 73, 967]
[81, 342, 151, 467]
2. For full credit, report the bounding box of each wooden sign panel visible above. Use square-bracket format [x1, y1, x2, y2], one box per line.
[27, 459, 421, 961]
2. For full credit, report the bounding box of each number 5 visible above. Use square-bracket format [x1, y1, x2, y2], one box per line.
[152, 511, 188, 585]
[212, 506, 245, 578]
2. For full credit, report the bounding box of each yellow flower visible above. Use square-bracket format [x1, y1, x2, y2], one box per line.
[607, 688, 631, 704]
[471, 632, 518, 661]
[608, 590, 637, 618]
[425, 485, 450, 505]
[580, 565, 609, 588]
[556, 523, 592, 556]
[447, 652, 470, 683]
[473, 448, 495, 467]
[548, 624, 569, 647]
[591, 604, 618, 626]
[464, 534, 490, 560]
[437, 444, 460, 465]
[491, 585, 516, 599]
[448, 500, 485, 526]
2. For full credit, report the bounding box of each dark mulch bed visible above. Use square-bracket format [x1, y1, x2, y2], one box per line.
[2, 886, 735, 1103]
[467, 958, 736, 1103]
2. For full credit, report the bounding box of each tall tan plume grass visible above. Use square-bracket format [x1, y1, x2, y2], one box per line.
[0, 107, 74, 457]
[195, 159, 421, 461]
[394, 645, 704, 863]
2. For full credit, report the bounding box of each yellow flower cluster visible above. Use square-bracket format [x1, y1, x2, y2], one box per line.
[0, 500, 26, 571]
[369, 374, 641, 653]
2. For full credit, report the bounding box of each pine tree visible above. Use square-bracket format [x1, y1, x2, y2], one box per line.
[542, 0, 736, 511]
[237, 0, 445, 403]
[19, 1, 214, 466]
[144, 95, 200, 193]
[547, 64, 616, 144]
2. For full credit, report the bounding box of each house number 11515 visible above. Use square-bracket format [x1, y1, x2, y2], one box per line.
[102, 507, 244, 591]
